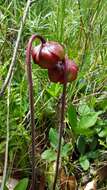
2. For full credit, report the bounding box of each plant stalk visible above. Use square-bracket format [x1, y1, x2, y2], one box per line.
[26, 34, 46, 190]
[1, 76, 11, 190]
[52, 75, 67, 190]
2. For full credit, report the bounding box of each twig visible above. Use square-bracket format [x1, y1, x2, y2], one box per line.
[0, 0, 32, 97]
[1, 76, 12, 190]
[52, 82, 67, 190]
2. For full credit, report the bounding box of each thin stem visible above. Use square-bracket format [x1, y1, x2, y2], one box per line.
[26, 34, 46, 190]
[1, 77, 11, 190]
[26, 34, 36, 190]
[52, 82, 67, 190]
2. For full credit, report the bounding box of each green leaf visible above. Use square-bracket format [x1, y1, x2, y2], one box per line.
[86, 151, 100, 159]
[49, 128, 58, 149]
[61, 143, 72, 157]
[49, 128, 64, 149]
[78, 103, 91, 115]
[46, 83, 61, 97]
[78, 111, 102, 129]
[14, 178, 28, 190]
[79, 156, 90, 171]
[88, 136, 98, 150]
[75, 111, 102, 136]
[75, 127, 93, 136]
[76, 136, 86, 154]
[41, 149, 56, 162]
[68, 103, 77, 132]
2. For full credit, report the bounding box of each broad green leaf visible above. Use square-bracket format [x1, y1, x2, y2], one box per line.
[49, 128, 64, 149]
[68, 103, 77, 132]
[86, 151, 100, 159]
[61, 143, 72, 157]
[79, 156, 90, 171]
[78, 111, 102, 129]
[88, 136, 98, 150]
[41, 149, 56, 162]
[14, 178, 28, 190]
[46, 83, 61, 97]
[75, 111, 102, 136]
[49, 128, 58, 149]
[76, 136, 86, 154]
[71, 125, 93, 136]
[78, 103, 91, 115]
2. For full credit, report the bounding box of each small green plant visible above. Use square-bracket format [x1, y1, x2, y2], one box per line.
[67, 101, 106, 171]
[41, 127, 72, 162]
